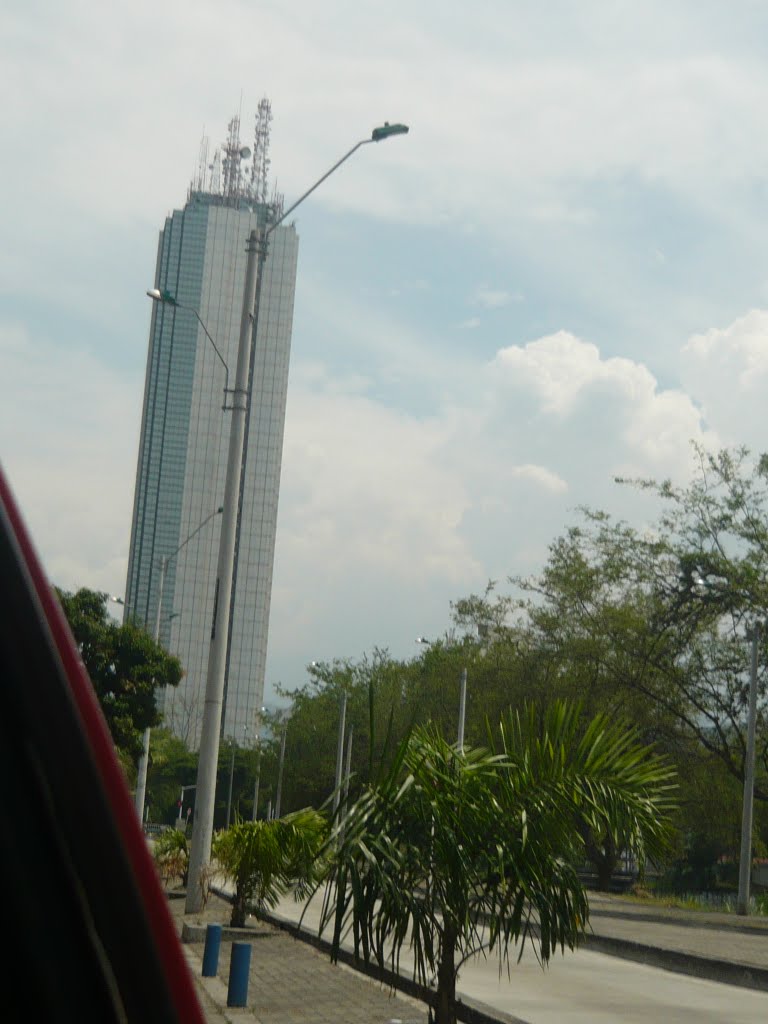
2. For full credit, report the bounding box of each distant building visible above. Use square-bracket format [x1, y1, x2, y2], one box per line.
[124, 104, 298, 747]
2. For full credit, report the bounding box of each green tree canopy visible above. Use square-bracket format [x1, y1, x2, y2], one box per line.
[213, 807, 327, 927]
[57, 587, 183, 762]
[502, 446, 768, 799]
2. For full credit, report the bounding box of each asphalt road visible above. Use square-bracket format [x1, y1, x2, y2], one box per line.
[271, 894, 768, 1024]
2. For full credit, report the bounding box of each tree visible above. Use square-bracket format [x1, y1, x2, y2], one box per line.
[317, 702, 676, 1024]
[212, 808, 327, 927]
[614, 444, 768, 796]
[143, 727, 197, 826]
[153, 827, 190, 887]
[57, 588, 183, 762]
[277, 652, 417, 813]
[507, 445, 768, 802]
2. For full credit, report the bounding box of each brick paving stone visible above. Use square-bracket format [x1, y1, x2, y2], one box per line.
[167, 889, 429, 1024]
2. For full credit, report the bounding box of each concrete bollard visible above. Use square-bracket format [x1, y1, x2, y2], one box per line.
[201, 924, 222, 977]
[227, 942, 252, 1007]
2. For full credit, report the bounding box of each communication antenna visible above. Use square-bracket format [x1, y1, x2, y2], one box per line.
[209, 146, 222, 194]
[188, 100, 276, 204]
[195, 132, 210, 192]
[252, 98, 273, 206]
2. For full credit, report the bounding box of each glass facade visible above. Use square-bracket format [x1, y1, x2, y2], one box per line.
[125, 192, 299, 748]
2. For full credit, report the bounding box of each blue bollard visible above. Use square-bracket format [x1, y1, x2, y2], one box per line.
[227, 942, 252, 1007]
[202, 924, 222, 977]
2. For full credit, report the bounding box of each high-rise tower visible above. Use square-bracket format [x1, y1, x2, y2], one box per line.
[125, 104, 298, 748]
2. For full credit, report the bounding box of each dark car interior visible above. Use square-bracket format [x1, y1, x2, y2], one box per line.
[0, 468, 202, 1023]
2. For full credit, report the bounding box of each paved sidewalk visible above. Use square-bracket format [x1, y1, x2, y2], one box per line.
[167, 891, 431, 1024]
[168, 886, 768, 1023]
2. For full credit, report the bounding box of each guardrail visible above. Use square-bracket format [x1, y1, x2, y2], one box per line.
[144, 823, 171, 836]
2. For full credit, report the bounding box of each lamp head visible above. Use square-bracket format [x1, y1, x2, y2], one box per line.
[371, 122, 409, 142]
[146, 288, 179, 306]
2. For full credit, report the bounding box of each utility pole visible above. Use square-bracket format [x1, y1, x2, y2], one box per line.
[737, 622, 760, 914]
[333, 690, 348, 817]
[186, 231, 260, 912]
[185, 122, 409, 912]
[274, 719, 288, 819]
[252, 744, 261, 821]
[457, 666, 467, 752]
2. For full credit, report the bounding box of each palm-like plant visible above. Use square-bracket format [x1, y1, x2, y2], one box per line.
[152, 828, 190, 888]
[317, 701, 676, 1024]
[212, 808, 326, 927]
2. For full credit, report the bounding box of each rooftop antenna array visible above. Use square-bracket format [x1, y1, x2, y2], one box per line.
[190, 100, 281, 211]
[222, 114, 252, 198]
[251, 98, 273, 207]
[194, 132, 210, 193]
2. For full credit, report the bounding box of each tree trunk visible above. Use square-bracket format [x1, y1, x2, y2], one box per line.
[434, 924, 457, 1024]
[230, 881, 247, 927]
[578, 820, 619, 892]
[595, 854, 617, 892]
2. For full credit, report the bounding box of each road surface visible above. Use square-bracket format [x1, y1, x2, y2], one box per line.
[272, 894, 768, 1024]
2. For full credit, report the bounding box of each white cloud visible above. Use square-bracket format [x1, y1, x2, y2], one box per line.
[473, 286, 514, 309]
[0, 321, 140, 596]
[4, 292, 762, 696]
[265, 324, 733, 679]
[508, 464, 568, 494]
[6, 1, 768, 248]
[681, 309, 768, 449]
[6, 1, 768, 698]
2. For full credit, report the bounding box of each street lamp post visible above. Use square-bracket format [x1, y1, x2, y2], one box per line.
[738, 622, 761, 915]
[177, 784, 196, 829]
[313, 661, 348, 817]
[133, 506, 223, 825]
[146, 289, 230, 403]
[251, 706, 267, 821]
[274, 714, 289, 819]
[333, 690, 348, 818]
[417, 636, 467, 751]
[343, 724, 354, 807]
[225, 725, 249, 828]
[185, 120, 408, 912]
[225, 740, 236, 829]
[252, 747, 261, 821]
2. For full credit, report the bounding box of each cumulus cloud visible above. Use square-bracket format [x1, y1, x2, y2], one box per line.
[7, 1, 768, 696]
[681, 310, 768, 449]
[266, 326, 729, 676]
[4, 298, 762, 695]
[492, 330, 708, 476]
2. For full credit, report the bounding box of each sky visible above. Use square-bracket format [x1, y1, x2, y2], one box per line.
[3, 1, 768, 704]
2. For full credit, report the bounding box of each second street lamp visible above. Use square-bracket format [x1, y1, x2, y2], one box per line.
[185, 121, 409, 912]
[416, 636, 468, 752]
[146, 289, 230, 403]
[133, 505, 223, 825]
[738, 621, 762, 915]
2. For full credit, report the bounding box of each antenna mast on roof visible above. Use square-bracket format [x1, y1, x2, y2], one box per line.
[195, 131, 210, 192]
[189, 101, 280, 207]
[251, 98, 273, 207]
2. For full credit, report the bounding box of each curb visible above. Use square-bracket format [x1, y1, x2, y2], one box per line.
[181, 922, 276, 943]
[206, 888, 528, 1024]
[587, 902, 768, 936]
[261, 907, 530, 1024]
[210, 887, 768, 1014]
[582, 931, 768, 992]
